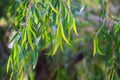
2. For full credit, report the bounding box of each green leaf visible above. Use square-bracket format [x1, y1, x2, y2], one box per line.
[35, 8, 42, 23]
[50, 4, 59, 14]
[33, 48, 38, 69]
[28, 18, 36, 39]
[60, 23, 71, 46]
[14, 41, 18, 60]
[93, 36, 104, 56]
[52, 43, 59, 55]
[73, 19, 78, 36]
[21, 28, 26, 47]
[96, 37, 104, 55]
[57, 27, 63, 51]
[27, 29, 34, 50]
[93, 37, 97, 56]
[6, 55, 12, 73]
[9, 31, 19, 44]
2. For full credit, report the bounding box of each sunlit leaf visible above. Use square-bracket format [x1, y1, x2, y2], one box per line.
[60, 23, 71, 46]
[52, 43, 59, 55]
[73, 19, 78, 36]
[50, 4, 59, 14]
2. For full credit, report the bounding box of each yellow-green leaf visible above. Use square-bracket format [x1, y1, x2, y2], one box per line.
[27, 29, 34, 50]
[73, 19, 78, 36]
[57, 27, 63, 51]
[22, 29, 26, 47]
[50, 4, 59, 14]
[60, 23, 71, 46]
[6, 55, 11, 73]
[52, 43, 59, 55]
[93, 37, 97, 56]
[14, 41, 18, 60]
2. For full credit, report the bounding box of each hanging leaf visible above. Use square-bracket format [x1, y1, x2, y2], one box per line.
[60, 23, 71, 46]
[32, 48, 38, 69]
[7, 55, 12, 73]
[14, 41, 18, 60]
[93, 37, 97, 56]
[52, 43, 59, 55]
[93, 36, 104, 56]
[21, 28, 26, 47]
[27, 29, 34, 50]
[50, 4, 59, 14]
[9, 31, 19, 44]
[57, 26, 63, 51]
[73, 19, 78, 36]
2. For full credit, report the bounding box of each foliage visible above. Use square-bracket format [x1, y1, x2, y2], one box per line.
[6, 0, 78, 79]
[0, 0, 119, 80]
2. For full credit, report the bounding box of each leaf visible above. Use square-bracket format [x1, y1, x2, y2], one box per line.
[9, 31, 19, 44]
[96, 37, 104, 55]
[93, 36, 104, 56]
[52, 43, 59, 55]
[50, 4, 59, 14]
[35, 8, 42, 23]
[28, 18, 36, 39]
[33, 48, 38, 69]
[57, 27, 63, 51]
[93, 37, 97, 56]
[6, 55, 12, 73]
[21, 29, 26, 47]
[68, 0, 70, 6]
[27, 29, 34, 50]
[14, 41, 18, 60]
[60, 23, 71, 46]
[73, 19, 78, 36]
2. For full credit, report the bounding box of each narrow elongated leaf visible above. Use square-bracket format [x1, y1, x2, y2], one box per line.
[60, 23, 71, 46]
[96, 37, 104, 55]
[57, 27, 63, 51]
[9, 31, 19, 44]
[52, 43, 59, 55]
[27, 29, 34, 50]
[14, 41, 18, 60]
[7, 55, 12, 73]
[33, 49, 38, 69]
[73, 19, 78, 36]
[21, 29, 26, 47]
[50, 4, 59, 14]
[93, 37, 97, 56]
[35, 8, 42, 23]
[93, 36, 103, 56]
